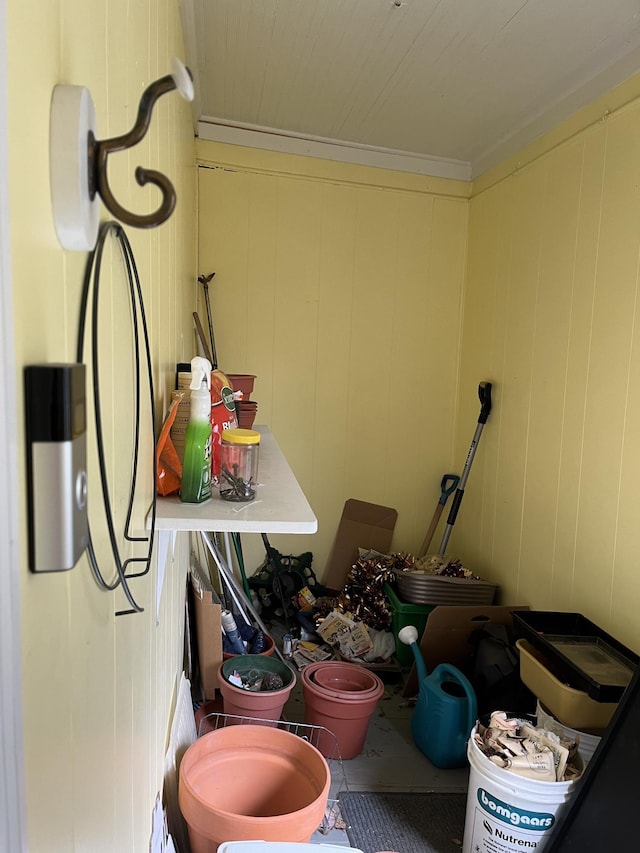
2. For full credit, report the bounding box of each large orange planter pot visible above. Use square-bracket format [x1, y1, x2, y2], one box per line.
[179, 725, 330, 853]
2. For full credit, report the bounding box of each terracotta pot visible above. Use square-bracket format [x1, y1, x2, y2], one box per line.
[226, 374, 256, 400]
[302, 661, 384, 759]
[307, 661, 383, 698]
[237, 403, 258, 429]
[179, 725, 330, 853]
[195, 698, 224, 736]
[219, 655, 296, 725]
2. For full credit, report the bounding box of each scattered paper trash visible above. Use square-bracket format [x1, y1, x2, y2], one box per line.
[316, 610, 373, 659]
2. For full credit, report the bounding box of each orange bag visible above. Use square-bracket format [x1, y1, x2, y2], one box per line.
[156, 393, 184, 496]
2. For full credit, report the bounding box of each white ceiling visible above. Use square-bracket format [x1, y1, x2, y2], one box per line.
[180, 0, 640, 180]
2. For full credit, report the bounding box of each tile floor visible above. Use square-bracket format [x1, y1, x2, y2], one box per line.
[281, 673, 470, 848]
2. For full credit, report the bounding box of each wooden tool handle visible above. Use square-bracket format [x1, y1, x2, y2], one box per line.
[192, 312, 213, 364]
[418, 504, 444, 557]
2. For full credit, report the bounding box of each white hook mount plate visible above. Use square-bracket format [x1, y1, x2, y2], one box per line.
[172, 57, 195, 101]
[49, 59, 193, 251]
[49, 84, 100, 251]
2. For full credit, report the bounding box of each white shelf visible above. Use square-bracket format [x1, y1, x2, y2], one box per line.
[153, 425, 317, 534]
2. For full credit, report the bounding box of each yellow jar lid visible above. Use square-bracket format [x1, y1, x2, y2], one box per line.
[221, 428, 261, 445]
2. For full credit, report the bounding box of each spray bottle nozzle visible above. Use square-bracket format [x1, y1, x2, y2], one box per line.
[190, 356, 212, 391]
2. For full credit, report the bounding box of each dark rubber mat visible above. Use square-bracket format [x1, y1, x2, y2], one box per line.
[338, 791, 467, 853]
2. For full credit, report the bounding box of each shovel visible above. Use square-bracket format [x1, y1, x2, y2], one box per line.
[438, 381, 493, 555]
[418, 473, 459, 557]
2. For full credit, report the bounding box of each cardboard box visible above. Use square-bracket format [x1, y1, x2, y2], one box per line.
[323, 499, 398, 590]
[190, 569, 223, 700]
[402, 603, 529, 696]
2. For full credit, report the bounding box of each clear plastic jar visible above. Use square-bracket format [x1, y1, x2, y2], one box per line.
[219, 428, 260, 501]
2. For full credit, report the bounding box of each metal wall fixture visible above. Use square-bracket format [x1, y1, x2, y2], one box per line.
[50, 58, 194, 251]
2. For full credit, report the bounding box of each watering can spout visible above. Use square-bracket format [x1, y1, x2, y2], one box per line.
[398, 625, 428, 683]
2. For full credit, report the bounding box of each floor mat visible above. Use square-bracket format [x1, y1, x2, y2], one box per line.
[338, 791, 467, 853]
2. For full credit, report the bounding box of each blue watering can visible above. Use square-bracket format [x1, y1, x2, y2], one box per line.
[399, 625, 477, 769]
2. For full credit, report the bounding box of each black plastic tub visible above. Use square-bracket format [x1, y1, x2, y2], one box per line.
[512, 611, 638, 703]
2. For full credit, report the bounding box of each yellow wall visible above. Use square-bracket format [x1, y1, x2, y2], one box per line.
[10, 2, 640, 845]
[197, 75, 640, 660]
[197, 141, 470, 575]
[8, 1, 196, 849]
[453, 75, 640, 655]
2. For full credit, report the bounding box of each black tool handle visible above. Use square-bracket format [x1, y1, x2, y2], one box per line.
[445, 488, 465, 527]
[478, 381, 492, 424]
[438, 473, 459, 505]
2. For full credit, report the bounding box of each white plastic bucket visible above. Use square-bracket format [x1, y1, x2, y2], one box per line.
[535, 701, 602, 765]
[462, 726, 582, 853]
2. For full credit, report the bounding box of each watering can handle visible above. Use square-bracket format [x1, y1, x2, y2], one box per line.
[435, 663, 478, 735]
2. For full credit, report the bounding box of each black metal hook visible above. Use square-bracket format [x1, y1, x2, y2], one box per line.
[89, 65, 193, 229]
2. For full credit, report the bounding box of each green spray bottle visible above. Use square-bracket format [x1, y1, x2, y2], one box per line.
[180, 356, 212, 503]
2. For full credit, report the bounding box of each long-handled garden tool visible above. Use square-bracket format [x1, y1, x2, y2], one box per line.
[418, 473, 459, 557]
[197, 272, 218, 369]
[192, 311, 213, 364]
[437, 381, 492, 555]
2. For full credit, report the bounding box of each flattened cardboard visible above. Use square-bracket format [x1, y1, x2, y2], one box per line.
[323, 499, 398, 590]
[190, 573, 223, 700]
[402, 603, 530, 696]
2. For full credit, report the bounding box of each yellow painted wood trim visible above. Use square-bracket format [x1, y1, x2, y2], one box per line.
[196, 139, 471, 199]
[473, 69, 640, 197]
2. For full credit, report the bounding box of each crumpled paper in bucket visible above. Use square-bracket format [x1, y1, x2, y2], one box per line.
[474, 710, 583, 782]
